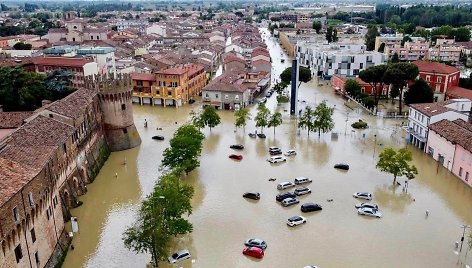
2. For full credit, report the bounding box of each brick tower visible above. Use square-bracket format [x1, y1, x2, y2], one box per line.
[85, 74, 142, 151]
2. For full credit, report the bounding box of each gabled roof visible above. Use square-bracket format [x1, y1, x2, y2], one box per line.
[131, 72, 156, 81]
[32, 57, 93, 67]
[413, 61, 459, 75]
[429, 119, 472, 152]
[45, 88, 95, 120]
[0, 112, 32, 129]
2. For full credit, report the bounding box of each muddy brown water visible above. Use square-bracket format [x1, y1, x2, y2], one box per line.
[62, 28, 472, 268]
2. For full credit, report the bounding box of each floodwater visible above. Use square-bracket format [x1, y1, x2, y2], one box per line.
[62, 28, 472, 268]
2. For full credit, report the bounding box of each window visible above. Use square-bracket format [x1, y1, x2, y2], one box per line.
[121, 104, 126, 110]
[13, 207, 19, 223]
[167, 91, 172, 96]
[466, 172, 469, 182]
[426, 75, 430, 82]
[97, 35, 99, 40]
[14, 245, 22, 263]
[35, 252, 39, 265]
[31, 228, 36, 243]
[49, 113, 53, 118]
[427, 147, 434, 156]
[215, 94, 219, 98]
[46, 207, 51, 220]
[459, 167, 463, 177]
[437, 77, 442, 83]
[53, 196, 58, 208]
[91, 35, 93, 40]
[123, 128, 128, 134]
[28, 192, 34, 207]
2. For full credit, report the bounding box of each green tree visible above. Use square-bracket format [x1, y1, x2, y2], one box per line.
[454, 27, 471, 42]
[359, 64, 388, 107]
[123, 170, 194, 267]
[268, 111, 283, 136]
[391, 52, 400, 63]
[404, 79, 434, 105]
[13, 42, 32, 50]
[190, 110, 204, 129]
[326, 26, 336, 43]
[344, 79, 361, 97]
[255, 104, 270, 133]
[280, 67, 312, 84]
[45, 69, 74, 100]
[298, 106, 315, 136]
[377, 43, 385, 53]
[200, 105, 221, 132]
[272, 81, 288, 94]
[383, 62, 419, 114]
[312, 21, 322, 34]
[162, 124, 205, 174]
[365, 24, 379, 51]
[313, 101, 334, 137]
[376, 147, 418, 184]
[234, 107, 251, 131]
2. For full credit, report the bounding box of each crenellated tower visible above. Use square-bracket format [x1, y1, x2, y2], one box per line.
[85, 74, 142, 151]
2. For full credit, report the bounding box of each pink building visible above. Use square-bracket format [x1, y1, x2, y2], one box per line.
[427, 119, 472, 186]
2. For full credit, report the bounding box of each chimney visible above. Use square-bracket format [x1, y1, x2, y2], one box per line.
[42, 100, 52, 107]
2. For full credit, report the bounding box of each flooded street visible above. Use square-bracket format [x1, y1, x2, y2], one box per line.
[63, 28, 472, 268]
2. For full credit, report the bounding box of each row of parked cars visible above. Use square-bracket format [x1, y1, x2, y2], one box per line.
[353, 192, 382, 218]
[267, 147, 296, 163]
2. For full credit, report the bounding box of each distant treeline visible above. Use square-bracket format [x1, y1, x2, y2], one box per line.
[330, 4, 472, 28]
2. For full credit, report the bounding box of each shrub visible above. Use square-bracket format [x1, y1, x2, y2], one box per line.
[351, 121, 368, 129]
[276, 95, 289, 103]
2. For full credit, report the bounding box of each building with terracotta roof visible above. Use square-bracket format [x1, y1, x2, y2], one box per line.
[407, 99, 470, 150]
[0, 74, 141, 268]
[31, 57, 99, 88]
[427, 119, 472, 187]
[48, 18, 110, 45]
[331, 74, 389, 96]
[0, 112, 32, 140]
[131, 63, 206, 107]
[412, 61, 460, 102]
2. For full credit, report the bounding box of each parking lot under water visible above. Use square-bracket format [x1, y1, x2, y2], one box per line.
[62, 28, 472, 268]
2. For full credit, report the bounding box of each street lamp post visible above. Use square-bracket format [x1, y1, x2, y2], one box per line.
[345, 112, 349, 135]
[460, 224, 470, 254]
[373, 134, 377, 158]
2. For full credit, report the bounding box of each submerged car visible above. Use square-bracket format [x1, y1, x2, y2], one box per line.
[358, 207, 382, 218]
[287, 215, 307, 227]
[244, 238, 267, 250]
[284, 150, 297, 156]
[353, 192, 372, 201]
[294, 177, 312, 185]
[334, 163, 349, 170]
[230, 144, 244, 150]
[152, 135, 165, 140]
[269, 149, 283, 155]
[276, 191, 296, 202]
[277, 181, 295, 190]
[281, 197, 300, 207]
[243, 192, 260, 200]
[268, 156, 286, 163]
[257, 133, 267, 139]
[294, 187, 311, 196]
[355, 203, 378, 210]
[301, 203, 322, 212]
[229, 154, 243, 160]
[168, 249, 191, 264]
[243, 247, 264, 259]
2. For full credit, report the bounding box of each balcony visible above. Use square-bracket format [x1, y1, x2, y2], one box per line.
[407, 127, 427, 142]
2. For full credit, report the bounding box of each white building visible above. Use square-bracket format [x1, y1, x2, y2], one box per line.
[145, 24, 166, 36]
[116, 20, 149, 33]
[407, 99, 471, 150]
[77, 47, 116, 77]
[296, 42, 386, 78]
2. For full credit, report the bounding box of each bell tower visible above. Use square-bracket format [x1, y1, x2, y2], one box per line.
[85, 74, 141, 151]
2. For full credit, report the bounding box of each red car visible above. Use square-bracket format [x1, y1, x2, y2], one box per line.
[243, 247, 264, 259]
[229, 154, 243, 160]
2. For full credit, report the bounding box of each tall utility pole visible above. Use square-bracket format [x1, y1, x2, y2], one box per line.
[460, 224, 470, 254]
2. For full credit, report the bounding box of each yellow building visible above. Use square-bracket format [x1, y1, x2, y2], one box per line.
[132, 63, 207, 107]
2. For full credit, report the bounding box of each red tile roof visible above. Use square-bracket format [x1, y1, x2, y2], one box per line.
[429, 119, 472, 152]
[45, 88, 95, 119]
[412, 61, 459, 75]
[446, 86, 472, 101]
[0, 112, 32, 129]
[157, 67, 187, 75]
[410, 102, 451, 117]
[131, 72, 156, 81]
[0, 157, 36, 206]
[32, 57, 93, 68]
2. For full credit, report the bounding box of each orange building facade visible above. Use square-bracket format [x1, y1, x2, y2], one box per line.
[131, 63, 206, 107]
